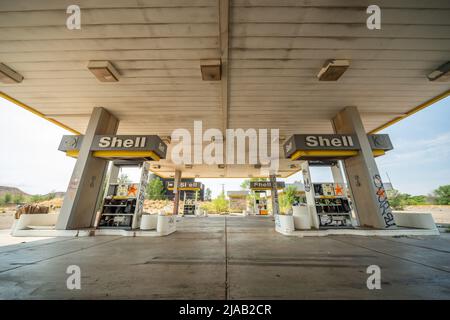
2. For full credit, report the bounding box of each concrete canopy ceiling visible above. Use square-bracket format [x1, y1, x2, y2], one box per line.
[1, 0, 449, 178]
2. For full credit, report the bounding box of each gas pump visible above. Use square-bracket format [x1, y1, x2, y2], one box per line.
[253, 191, 268, 215]
[250, 181, 285, 215]
[98, 160, 149, 230]
[301, 160, 353, 229]
[167, 181, 203, 216]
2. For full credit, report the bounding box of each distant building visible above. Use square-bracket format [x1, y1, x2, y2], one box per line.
[227, 191, 249, 212]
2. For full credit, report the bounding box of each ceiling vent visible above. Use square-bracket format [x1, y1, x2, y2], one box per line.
[317, 59, 350, 81]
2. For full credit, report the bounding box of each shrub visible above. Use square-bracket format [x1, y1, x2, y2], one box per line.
[12, 194, 24, 204]
[146, 177, 166, 200]
[433, 185, 450, 205]
[387, 189, 429, 210]
[3, 193, 12, 204]
[202, 193, 229, 214]
[279, 186, 298, 214]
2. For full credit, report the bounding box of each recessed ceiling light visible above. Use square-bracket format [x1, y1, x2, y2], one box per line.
[317, 59, 350, 81]
[200, 59, 221, 81]
[87, 61, 119, 82]
[427, 61, 450, 82]
[0, 63, 23, 83]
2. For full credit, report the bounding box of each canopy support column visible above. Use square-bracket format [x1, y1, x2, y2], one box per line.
[172, 170, 182, 215]
[300, 161, 320, 229]
[332, 106, 395, 229]
[56, 107, 119, 230]
[269, 174, 279, 216]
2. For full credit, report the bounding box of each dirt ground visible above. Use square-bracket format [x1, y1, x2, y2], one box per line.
[0, 211, 14, 230]
[402, 205, 450, 224]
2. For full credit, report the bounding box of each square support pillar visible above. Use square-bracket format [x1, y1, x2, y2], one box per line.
[109, 162, 121, 184]
[269, 174, 279, 216]
[172, 170, 182, 215]
[332, 106, 395, 229]
[300, 161, 320, 229]
[56, 107, 119, 230]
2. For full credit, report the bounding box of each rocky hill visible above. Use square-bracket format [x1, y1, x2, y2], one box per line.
[0, 186, 30, 197]
[0, 186, 64, 199]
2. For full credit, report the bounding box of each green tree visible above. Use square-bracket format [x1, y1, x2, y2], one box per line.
[433, 185, 450, 205]
[46, 191, 56, 200]
[3, 193, 12, 204]
[387, 189, 408, 210]
[204, 188, 212, 201]
[146, 177, 166, 200]
[387, 189, 429, 210]
[30, 194, 44, 203]
[407, 195, 427, 205]
[200, 193, 229, 214]
[13, 194, 24, 204]
[118, 174, 131, 184]
[212, 193, 229, 213]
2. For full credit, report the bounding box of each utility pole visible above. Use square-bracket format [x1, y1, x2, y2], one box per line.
[386, 172, 393, 190]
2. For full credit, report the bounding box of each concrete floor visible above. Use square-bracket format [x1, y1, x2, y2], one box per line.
[0, 216, 449, 299]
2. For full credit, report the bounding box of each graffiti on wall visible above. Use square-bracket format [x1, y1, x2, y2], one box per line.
[373, 174, 396, 228]
[302, 169, 311, 192]
[135, 163, 150, 221]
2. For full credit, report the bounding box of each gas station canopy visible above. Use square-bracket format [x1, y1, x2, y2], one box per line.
[1, 0, 449, 178]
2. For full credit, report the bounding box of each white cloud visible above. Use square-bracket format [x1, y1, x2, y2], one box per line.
[377, 132, 450, 168]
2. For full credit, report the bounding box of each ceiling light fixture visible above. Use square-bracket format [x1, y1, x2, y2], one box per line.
[317, 59, 350, 81]
[87, 61, 119, 82]
[200, 59, 221, 81]
[160, 136, 172, 144]
[427, 61, 450, 82]
[0, 63, 23, 83]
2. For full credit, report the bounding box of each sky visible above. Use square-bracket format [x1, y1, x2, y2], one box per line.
[0, 96, 449, 197]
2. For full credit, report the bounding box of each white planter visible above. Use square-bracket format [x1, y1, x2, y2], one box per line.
[308, 205, 320, 229]
[393, 212, 436, 230]
[14, 213, 59, 230]
[157, 214, 177, 236]
[140, 214, 158, 230]
[292, 205, 311, 230]
[275, 214, 295, 235]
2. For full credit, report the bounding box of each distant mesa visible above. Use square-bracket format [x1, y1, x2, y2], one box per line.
[0, 186, 64, 198]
